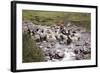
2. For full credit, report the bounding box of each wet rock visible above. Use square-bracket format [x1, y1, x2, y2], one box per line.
[54, 49, 65, 59]
[67, 37, 72, 45]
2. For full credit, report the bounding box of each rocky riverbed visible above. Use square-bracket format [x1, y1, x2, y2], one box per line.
[23, 21, 91, 62]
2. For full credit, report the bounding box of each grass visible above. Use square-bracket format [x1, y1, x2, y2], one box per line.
[22, 33, 44, 63]
[22, 10, 91, 31]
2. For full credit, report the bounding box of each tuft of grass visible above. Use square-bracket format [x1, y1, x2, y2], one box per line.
[22, 33, 44, 63]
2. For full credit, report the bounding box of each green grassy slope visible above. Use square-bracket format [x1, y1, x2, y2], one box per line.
[23, 33, 44, 63]
[22, 10, 91, 31]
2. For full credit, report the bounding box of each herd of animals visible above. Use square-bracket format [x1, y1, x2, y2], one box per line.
[23, 21, 91, 62]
